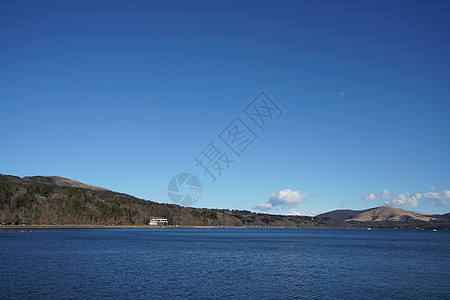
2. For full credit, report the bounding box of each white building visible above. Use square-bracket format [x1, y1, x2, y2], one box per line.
[149, 218, 168, 226]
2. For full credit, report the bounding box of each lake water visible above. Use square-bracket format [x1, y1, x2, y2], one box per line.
[1, 228, 449, 299]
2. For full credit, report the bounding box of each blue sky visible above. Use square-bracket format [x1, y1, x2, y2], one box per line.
[1, 0, 449, 215]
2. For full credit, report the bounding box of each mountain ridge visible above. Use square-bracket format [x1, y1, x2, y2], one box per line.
[0, 174, 346, 228]
[22, 176, 110, 192]
[1, 174, 448, 229]
[317, 206, 450, 229]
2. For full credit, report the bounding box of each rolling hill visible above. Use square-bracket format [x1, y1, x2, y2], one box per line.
[2, 174, 448, 229]
[317, 206, 450, 229]
[0, 174, 347, 228]
[22, 176, 110, 192]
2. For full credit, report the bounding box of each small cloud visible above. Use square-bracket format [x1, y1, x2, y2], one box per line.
[269, 189, 310, 208]
[424, 190, 450, 207]
[255, 189, 313, 212]
[364, 188, 450, 208]
[255, 202, 273, 211]
[286, 210, 319, 217]
[340, 91, 344, 96]
[363, 189, 390, 202]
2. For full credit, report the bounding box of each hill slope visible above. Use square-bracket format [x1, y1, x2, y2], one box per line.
[317, 206, 450, 229]
[0, 175, 347, 228]
[23, 176, 110, 192]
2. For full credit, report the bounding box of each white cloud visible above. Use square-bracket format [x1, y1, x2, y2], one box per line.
[285, 210, 320, 217]
[389, 193, 422, 208]
[255, 202, 273, 211]
[364, 189, 450, 208]
[363, 192, 378, 201]
[255, 189, 312, 212]
[423, 190, 450, 206]
[269, 189, 310, 207]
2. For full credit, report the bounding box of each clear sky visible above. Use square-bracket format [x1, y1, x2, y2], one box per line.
[1, 0, 449, 215]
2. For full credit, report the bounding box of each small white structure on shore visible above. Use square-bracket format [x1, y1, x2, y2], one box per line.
[149, 218, 168, 226]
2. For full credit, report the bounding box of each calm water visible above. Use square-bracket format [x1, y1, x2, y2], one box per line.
[1, 228, 449, 299]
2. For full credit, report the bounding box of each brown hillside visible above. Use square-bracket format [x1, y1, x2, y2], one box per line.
[347, 206, 437, 222]
[0, 174, 347, 228]
[23, 176, 110, 192]
[317, 206, 449, 229]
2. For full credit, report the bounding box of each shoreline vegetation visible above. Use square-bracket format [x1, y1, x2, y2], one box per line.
[0, 225, 446, 232]
[0, 224, 349, 230]
[1, 175, 449, 230]
[0, 175, 347, 228]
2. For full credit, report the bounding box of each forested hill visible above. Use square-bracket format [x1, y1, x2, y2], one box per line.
[0, 175, 347, 228]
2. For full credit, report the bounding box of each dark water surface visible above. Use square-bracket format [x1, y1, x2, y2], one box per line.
[1, 228, 449, 299]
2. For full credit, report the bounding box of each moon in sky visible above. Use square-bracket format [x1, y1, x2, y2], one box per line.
[340, 92, 344, 96]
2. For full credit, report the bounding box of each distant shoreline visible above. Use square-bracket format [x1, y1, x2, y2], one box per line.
[0, 224, 349, 230]
[2, 225, 445, 231]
